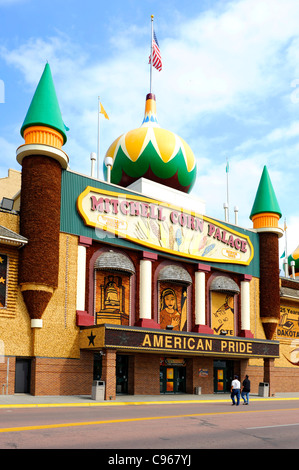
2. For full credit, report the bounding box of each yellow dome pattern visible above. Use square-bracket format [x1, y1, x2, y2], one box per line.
[288, 243, 299, 277]
[104, 93, 197, 193]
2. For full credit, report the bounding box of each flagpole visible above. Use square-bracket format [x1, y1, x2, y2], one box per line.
[97, 96, 100, 179]
[226, 158, 229, 222]
[284, 217, 289, 277]
[150, 15, 154, 93]
[284, 218, 287, 256]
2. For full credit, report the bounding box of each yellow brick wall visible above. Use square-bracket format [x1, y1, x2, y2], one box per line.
[0, 289, 32, 357]
[31, 232, 80, 358]
[0, 210, 32, 356]
[0, 211, 19, 233]
[249, 276, 265, 340]
[0, 231, 80, 360]
[248, 276, 267, 369]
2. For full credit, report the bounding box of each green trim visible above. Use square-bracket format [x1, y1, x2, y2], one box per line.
[20, 63, 67, 144]
[250, 166, 281, 219]
[109, 140, 197, 190]
[288, 252, 299, 270]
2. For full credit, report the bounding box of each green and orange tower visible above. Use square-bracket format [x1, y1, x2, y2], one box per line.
[250, 165, 283, 340]
[16, 63, 68, 328]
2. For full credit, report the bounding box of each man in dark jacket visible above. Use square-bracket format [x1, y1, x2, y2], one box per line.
[241, 375, 250, 405]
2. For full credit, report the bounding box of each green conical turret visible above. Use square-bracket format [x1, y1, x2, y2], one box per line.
[250, 165, 282, 341]
[20, 63, 67, 144]
[250, 166, 281, 220]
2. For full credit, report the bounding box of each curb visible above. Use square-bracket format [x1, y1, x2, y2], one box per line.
[1, 396, 299, 409]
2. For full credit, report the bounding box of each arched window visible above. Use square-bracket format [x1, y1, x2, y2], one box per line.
[209, 275, 240, 336]
[156, 264, 192, 332]
[94, 250, 135, 326]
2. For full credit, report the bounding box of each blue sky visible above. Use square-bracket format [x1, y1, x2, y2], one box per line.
[1, 0, 299, 260]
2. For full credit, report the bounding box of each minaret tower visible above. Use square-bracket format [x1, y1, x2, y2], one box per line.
[250, 166, 283, 340]
[16, 63, 69, 328]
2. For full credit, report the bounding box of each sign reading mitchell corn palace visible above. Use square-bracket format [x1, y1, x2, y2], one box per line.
[77, 187, 254, 266]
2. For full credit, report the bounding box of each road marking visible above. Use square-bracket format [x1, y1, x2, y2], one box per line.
[1, 407, 299, 434]
[247, 423, 299, 430]
[1, 397, 299, 409]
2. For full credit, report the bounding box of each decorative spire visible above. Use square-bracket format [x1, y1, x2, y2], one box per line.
[20, 63, 67, 145]
[141, 93, 159, 126]
[251, 165, 282, 341]
[17, 63, 68, 328]
[250, 166, 282, 232]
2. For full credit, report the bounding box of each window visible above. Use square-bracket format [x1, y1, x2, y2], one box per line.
[94, 250, 135, 326]
[209, 276, 240, 336]
[0, 254, 8, 308]
[0, 248, 18, 317]
[157, 264, 191, 331]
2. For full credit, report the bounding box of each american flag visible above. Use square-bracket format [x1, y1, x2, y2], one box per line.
[149, 31, 162, 71]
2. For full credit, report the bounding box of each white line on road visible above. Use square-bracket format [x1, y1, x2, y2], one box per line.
[247, 423, 299, 430]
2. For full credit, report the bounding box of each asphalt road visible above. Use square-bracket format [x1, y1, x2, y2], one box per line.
[1, 399, 299, 453]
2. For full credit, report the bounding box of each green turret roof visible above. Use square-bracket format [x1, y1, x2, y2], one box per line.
[20, 63, 67, 144]
[250, 166, 282, 219]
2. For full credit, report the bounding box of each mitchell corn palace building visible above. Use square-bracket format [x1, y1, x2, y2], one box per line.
[1, 63, 299, 399]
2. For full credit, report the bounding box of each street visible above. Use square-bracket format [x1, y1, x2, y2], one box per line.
[1, 398, 299, 453]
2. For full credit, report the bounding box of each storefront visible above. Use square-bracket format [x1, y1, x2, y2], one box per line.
[79, 324, 279, 397]
[2, 62, 297, 400]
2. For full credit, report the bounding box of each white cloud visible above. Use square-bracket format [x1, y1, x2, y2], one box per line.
[194, 155, 267, 228]
[2, 0, 299, 144]
[286, 216, 299, 254]
[266, 122, 299, 143]
[157, 0, 299, 124]
[1, 0, 299, 250]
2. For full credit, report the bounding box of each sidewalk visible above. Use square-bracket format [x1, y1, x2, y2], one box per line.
[1, 392, 299, 408]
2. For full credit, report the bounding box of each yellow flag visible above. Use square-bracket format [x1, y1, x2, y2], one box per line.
[99, 102, 109, 120]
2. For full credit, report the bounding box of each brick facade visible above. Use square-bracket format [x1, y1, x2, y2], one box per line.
[31, 352, 94, 396]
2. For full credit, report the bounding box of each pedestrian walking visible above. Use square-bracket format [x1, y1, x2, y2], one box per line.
[231, 375, 241, 405]
[241, 375, 250, 405]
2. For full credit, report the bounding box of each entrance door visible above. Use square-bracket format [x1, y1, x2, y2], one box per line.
[116, 355, 128, 394]
[93, 353, 102, 380]
[176, 367, 186, 393]
[213, 360, 234, 393]
[214, 367, 226, 393]
[160, 366, 186, 394]
[15, 359, 31, 393]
